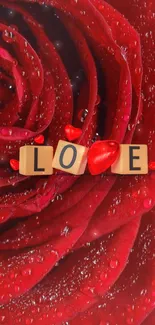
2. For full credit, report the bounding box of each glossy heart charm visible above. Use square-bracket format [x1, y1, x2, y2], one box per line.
[34, 134, 45, 144]
[65, 124, 82, 141]
[149, 161, 155, 171]
[88, 140, 120, 175]
[10, 159, 19, 171]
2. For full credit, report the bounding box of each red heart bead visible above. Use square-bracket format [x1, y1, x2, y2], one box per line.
[65, 124, 82, 141]
[10, 159, 19, 171]
[149, 161, 155, 170]
[88, 140, 120, 175]
[34, 134, 44, 144]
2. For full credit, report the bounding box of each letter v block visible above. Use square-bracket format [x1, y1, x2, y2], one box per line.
[52, 140, 89, 175]
[111, 144, 148, 175]
[19, 146, 53, 176]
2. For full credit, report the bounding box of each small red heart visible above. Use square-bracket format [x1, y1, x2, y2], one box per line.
[65, 124, 82, 141]
[10, 159, 19, 171]
[88, 140, 120, 175]
[149, 161, 155, 170]
[34, 134, 44, 144]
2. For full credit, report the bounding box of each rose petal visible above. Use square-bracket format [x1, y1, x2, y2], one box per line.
[0, 221, 88, 304]
[0, 174, 115, 249]
[0, 217, 140, 322]
[70, 212, 155, 325]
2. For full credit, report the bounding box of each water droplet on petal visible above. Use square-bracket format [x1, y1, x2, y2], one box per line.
[14, 285, 20, 293]
[127, 304, 135, 312]
[126, 317, 134, 324]
[145, 297, 151, 304]
[54, 40, 63, 50]
[82, 286, 95, 297]
[1, 128, 13, 136]
[78, 109, 88, 122]
[61, 226, 71, 236]
[10, 25, 18, 31]
[123, 114, 130, 122]
[22, 268, 32, 276]
[100, 272, 108, 281]
[36, 255, 44, 263]
[0, 316, 6, 323]
[143, 198, 153, 209]
[57, 312, 63, 318]
[110, 259, 119, 269]
[2, 30, 16, 43]
[25, 318, 34, 325]
[8, 9, 16, 17]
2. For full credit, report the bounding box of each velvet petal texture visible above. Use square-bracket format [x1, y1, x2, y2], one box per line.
[0, 0, 154, 324]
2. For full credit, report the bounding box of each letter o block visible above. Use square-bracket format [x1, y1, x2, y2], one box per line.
[111, 144, 148, 175]
[52, 140, 88, 175]
[19, 146, 53, 176]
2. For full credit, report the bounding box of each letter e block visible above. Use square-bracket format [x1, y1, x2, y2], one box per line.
[52, 140, 88, 175]
[111, 144, 148, 175]
[19, 146, 53, 176]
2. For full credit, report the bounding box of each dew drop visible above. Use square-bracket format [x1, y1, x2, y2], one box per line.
[8, 9, 16, 17]
[99, 4, 104, 10]
[61, 226, 71, 236]
[0, 316, 6, 323]
[143, 198, 153, 209]
[22, 267, 32, 276]
[126, 317, 134, 324]
[14, 285, 20, 293]
[110, 259, 119, 269]
[82, 286, 95, 297]
[54, 40, 63, 50]
[2, 30, 15, 43]
[127, 304, 135, 312]
[100, 272, 108, 281]
[57, 312, 63, 318]
[145, 297, 151, 304]
[79, 109, 88, 122]
[10, 25, 18, 31]
[25, 318, 34, 325]
[92, 133, 100, 143]
[123, 114, 130, 122]
[36, 255, 44, 263]
[1, 128, 13, 136]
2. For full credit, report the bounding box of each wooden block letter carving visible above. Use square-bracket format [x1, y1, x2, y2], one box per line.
[111, 144, 148, 175]
[19, 146, 53, 176]
[52, 140, 88, 175]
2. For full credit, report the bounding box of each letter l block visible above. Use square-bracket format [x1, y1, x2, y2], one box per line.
[19, 146, 53, 176]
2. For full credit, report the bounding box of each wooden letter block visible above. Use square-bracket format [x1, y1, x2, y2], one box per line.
[19, 146, 53, 176]
[111, 144, 148, 175]
[52, 140, 88, 175]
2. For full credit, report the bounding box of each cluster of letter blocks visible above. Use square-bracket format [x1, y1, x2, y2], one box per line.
[19, 140, 148, 176]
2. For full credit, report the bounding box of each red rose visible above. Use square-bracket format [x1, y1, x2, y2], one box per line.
[0, 0, 154, 324]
